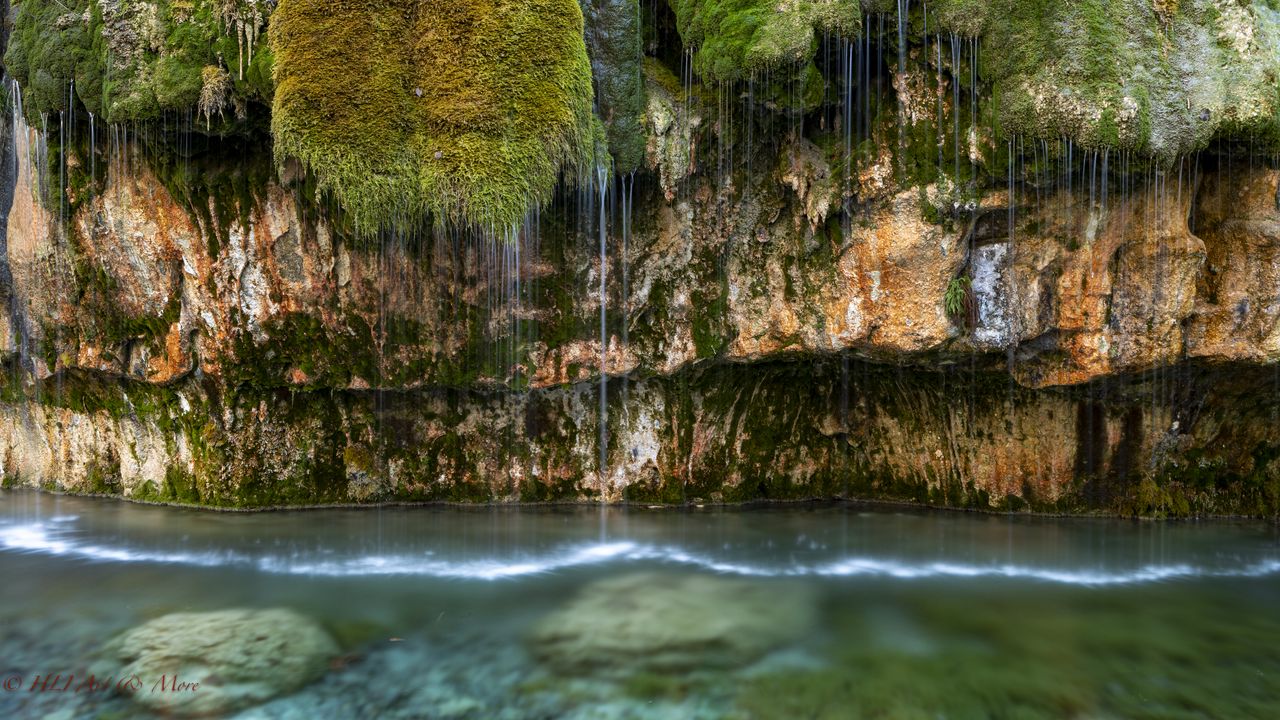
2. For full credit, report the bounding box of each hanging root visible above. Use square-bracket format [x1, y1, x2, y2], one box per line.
[199, 65, 232, 130]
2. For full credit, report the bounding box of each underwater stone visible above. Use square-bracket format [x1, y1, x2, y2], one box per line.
[529, 572, 816, 673]
[105, 607, 338, 716]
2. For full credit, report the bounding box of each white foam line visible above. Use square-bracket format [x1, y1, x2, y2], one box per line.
[0, 521, 248, 567]
[809, 558, 1207, 585]
[3, 520, 1279, 585]
[259, 541, 643, 580]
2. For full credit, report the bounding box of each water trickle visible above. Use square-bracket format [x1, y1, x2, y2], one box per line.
[88, 112, 96, 204]
[597, 165, 609, 511]
[950, 33, 959, 180]
[889, 1, 903, 178]
[8, 81, 31, 391]
[620, 172, 634, 411]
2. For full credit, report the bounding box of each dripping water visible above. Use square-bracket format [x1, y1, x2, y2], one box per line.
[620, 172, 633, 412]
[597, 165, 609, 528]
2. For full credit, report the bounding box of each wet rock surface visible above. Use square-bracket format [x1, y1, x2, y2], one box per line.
[1, 3, 1278, 514]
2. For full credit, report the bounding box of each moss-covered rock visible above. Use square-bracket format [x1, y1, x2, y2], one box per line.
[952, 0, 1280, 157]
[670, 0, 860, 81]
[3, 0, 272, 124]
[270, 0, 602, 234]
[664, 0, 858, 114]
[581, 0, 648, 171]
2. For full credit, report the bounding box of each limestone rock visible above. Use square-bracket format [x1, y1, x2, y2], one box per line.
[645, 60, 699, 201]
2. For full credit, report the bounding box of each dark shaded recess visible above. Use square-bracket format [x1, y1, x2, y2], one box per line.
[642, 0, 684, 72]
[1075, 400, 1107, 490]
[582, 0, 647, 171]
[1107, 406, 1144, 492]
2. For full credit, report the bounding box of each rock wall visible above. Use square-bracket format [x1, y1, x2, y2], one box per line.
[1, 1, 1279, 515]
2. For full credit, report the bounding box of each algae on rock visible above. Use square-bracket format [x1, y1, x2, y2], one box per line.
[530, 572, 816, 674]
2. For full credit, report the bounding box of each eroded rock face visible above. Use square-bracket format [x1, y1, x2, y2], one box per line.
[104, 608, 337, 716]
[1188, 168, 1280, 361]
[3, 134, 1280, 515]
[529, 572, 816, 673]
[2, 8, 1279, 516]
[2, 359, 1276, 516]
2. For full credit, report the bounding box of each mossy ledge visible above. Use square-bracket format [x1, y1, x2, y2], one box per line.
[270, 0, 603, 235]
[933, 0, 1280, 157]
[2, 358, 1278, 517]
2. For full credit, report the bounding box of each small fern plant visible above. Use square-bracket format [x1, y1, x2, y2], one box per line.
[945, 276, 971, 326]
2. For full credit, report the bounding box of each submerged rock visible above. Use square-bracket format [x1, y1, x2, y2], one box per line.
[529, 572, 815, 674]
[105, 608, 338, 716]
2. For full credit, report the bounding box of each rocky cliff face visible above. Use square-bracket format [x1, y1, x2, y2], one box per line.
[1, 0, 1278, 516]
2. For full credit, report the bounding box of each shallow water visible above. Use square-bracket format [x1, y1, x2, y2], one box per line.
[1, 491, 1278, 719]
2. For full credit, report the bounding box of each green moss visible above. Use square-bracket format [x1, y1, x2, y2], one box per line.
[227, 312, 379, 390]
[271, 0, 602, 234]
[690, 281, 730, 358]
[131, 480, 163, 502]
[661, 0, 857, 114]
[930, 0, 993, 36]
[85, 457, 123, 494]
[3, 0, 93, 117]
[162, 464, 202, 503]
[976, 0, 1280, 157]
[670, 0, 859, 82]
[4, 1, 271, 124]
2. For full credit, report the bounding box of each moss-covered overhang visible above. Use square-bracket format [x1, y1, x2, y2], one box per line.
[4, 0, 1277, 232]
[669, 0, 861, 81]
[664, 0, 1278, 156]
[931, 0, 1280, 157]
[2, 0, 274, 125]
[270, 0, 602, 235]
